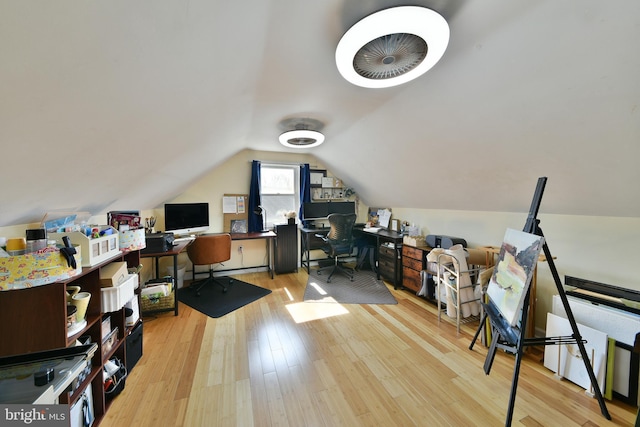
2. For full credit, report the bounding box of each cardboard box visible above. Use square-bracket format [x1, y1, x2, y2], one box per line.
[99, 262, 128, 288]
[403, 235, 425, 247]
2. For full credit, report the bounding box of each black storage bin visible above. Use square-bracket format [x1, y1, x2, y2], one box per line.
[104, 358, 127, 402]
[125, 321, 143, 373]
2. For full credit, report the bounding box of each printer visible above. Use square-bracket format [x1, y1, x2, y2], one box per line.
[141, 232, 175, 253]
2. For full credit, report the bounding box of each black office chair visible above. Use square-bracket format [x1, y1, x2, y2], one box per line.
[187, 234, 233, 295]
[316, 213, 357, 282]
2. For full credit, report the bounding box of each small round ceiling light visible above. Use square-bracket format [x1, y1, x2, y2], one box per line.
[278, 118, 325, 148]
[335, 6, 449, 88]
[279, 129, 325, 148]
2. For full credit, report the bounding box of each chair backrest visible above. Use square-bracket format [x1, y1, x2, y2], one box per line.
[326, 213, 357, 248]
[187, 233, 232, 266]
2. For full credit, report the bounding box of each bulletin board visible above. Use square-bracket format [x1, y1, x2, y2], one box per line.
[222, 194, 249, 233]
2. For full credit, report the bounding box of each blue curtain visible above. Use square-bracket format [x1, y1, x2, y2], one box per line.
[299, 163, 311, 225]
[248, 160, 262, 232]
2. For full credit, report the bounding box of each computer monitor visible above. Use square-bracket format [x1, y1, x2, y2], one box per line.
[329, 201, 355, 215]
[302, 202, 329, 221]
[164, 202, 209, 236]
[302, 201, 355, 221]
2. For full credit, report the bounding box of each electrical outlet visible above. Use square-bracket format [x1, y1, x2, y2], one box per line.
[238, 245, 243, 254]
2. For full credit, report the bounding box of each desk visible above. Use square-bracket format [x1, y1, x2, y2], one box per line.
[140, 239, 191, 316]
[355, 228, 404, 288]
[300, 227, 329, 273]
[230, 231, 276, 279]
[302, 226, 404, 287]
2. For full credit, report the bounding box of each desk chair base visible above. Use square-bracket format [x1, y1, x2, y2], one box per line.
[192, 275, 233, 296]
[317, 259, 355, 283]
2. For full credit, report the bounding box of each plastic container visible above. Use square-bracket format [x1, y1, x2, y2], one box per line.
[101, 274, 137, 313]
[25, 229, 47, 253]
[5, 237, 26, 255]
[166, 264, 186, 289]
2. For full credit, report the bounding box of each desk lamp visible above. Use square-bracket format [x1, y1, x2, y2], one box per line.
[254, 205, 268, 232]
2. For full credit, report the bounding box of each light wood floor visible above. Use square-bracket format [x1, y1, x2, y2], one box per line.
[101, 270, 637, 427]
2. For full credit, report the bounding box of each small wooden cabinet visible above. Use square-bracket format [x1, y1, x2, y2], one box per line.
[0, 250, 141, 424]
[402, 245, 430, 294]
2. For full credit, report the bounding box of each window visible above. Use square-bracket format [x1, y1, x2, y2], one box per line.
[260, 163, 300, 228]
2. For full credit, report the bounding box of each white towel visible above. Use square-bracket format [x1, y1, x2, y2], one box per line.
[444, 245, 480, 318]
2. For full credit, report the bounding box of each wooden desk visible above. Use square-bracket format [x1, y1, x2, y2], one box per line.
[230, 231, 276, 279]
[140, 239, 191, 316]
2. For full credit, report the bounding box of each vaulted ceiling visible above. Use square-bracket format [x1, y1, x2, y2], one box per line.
[1, 0, 638, 227]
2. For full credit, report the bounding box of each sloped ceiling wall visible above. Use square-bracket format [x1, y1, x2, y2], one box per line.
[1, 0, 638, 227]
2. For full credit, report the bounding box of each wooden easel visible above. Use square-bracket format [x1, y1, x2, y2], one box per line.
[469, 177, 611, 426]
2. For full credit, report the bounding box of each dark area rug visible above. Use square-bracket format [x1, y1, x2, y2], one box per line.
[304, 269, 397, 305]
[177, 277, 271, 318]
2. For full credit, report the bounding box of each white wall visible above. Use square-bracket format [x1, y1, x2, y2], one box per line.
[2, 149, 638, 334]
[393, 207, 640, 332]
[151, 149, 328, 276]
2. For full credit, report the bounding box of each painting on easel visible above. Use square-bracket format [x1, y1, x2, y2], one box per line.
[486, 228, 545, 326]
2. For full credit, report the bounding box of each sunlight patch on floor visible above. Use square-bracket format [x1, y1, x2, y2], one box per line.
[283, 287, 294, 301]
[307, 279, 327, 295]
[285, 299, 349, 323]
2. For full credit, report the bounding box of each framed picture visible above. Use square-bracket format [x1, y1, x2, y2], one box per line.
[310, 169, 326, 187]
[230, 219, 247, 234]
[486, 228, 545, 326]
[367, 207, 392, 228]
[321, 177, 335, 188]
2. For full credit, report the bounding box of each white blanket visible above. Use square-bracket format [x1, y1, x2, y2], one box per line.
[426, 245, 480, 319]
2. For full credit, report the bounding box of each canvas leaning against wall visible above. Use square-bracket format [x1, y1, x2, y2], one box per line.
[486, 228, 545, 327]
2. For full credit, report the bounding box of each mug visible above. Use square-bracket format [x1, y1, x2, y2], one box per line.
[71, 291, 91, 323]
[66, 285, 81, 304]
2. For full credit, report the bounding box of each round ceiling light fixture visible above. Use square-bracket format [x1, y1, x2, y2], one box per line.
[279, 129, 325, 148]
[278, 118, 325, 148]
[335, 6, 449, 88]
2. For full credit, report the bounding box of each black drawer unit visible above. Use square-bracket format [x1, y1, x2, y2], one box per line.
[275, 224, 298, 274]
[378, 243, 402, 288]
